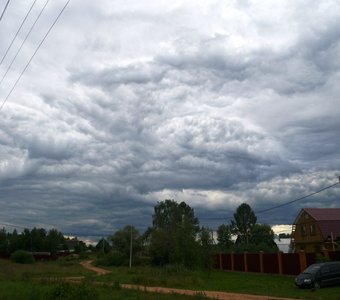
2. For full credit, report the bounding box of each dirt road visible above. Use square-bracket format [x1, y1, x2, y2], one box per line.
[79, 260, 111, 275]
[80, 260, 297, 300]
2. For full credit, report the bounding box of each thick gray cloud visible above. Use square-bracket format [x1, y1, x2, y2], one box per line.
[0, 0, 339, 238]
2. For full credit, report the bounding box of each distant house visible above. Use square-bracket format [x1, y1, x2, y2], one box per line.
[292, 208, 340, 253]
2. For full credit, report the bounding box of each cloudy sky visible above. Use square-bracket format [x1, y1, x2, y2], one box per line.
[0, 0, 339, 238]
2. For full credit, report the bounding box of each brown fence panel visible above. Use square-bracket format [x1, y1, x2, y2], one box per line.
[247, 253, 261, 273]
[329, 251, 340, 261]
[223, 253, 232, 270]
[263, 253, 279, 274]
[234, 253, 244, 271]
[282, 253, 300, 275]
[306, 253, 316, 267]
[0, 253, 10, 259]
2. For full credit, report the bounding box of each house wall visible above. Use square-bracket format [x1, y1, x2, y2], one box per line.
[293, 211, 324, 253]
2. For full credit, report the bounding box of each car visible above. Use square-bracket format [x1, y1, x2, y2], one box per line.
[295, 261, 340, 289]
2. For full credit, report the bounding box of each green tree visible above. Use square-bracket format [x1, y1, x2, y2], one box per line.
[95, 238, 111, 254]
[110, 225, 141, 259]
[149, 199, 200, 268]
[249, 224, 278, 251]
[46, 229, 65, 255]
[198, 227, 214, 268]
[230, 203, 257, 245]
[0, 228, 8, 254]
[216, 224, 233, 249]
[8, 229, 20, 253]
[30, 227, 47, 252]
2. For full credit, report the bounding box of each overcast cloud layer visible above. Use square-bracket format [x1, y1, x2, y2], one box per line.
[0, 0, 339, 237]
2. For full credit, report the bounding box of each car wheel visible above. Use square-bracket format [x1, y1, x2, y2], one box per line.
[313, 281, 320, 289]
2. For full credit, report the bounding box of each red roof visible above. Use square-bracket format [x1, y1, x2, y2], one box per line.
[304, 208, 340, 221]
[304, 208, 340, 239]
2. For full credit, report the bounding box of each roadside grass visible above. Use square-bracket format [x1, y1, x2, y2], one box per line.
[94, 265, 340, 300]
[0, 258, 92, 280]
[0, 280, 212, 300]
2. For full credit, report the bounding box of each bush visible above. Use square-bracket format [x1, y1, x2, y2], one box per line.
[316, 253, 330, 263]
[95, 252, 128, 266]
[10, 250, 35, 264]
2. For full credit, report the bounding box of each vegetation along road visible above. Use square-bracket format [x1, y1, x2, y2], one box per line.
[80, 260, 298, 300]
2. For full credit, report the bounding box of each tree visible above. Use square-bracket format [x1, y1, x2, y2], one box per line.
[110, 225, 141, 259]
[249, 224, 278, 251]
[30, 228, 47, 252]
[0, 228, 8, 254]
[216, 224, 233, 249]
[230, 203, 257, 244]
[149, 199, 200, 268]
[45, 229, 65, 255]
[198, 227, 214, 268]
[95, 238, 111, 254]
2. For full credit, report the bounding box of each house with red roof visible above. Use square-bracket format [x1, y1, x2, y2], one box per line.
[292, 208, 340, 253]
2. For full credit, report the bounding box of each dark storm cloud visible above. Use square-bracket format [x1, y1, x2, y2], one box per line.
[0, 0, 340, 237]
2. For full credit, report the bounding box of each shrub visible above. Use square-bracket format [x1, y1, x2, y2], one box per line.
[95, 252, 128, 266]
[316, 253, 330, 263]
[10, 250, 35, 264]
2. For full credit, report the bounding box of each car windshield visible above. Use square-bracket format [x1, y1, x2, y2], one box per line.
[303, 264, 321, 274]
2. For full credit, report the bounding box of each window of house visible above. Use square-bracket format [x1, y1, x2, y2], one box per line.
[305, 213, 309, 220]
[301, 225, 307, 237]
[310, 224, 316, 236]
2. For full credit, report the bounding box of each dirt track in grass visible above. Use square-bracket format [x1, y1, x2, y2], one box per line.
[80, 260, 298, 300]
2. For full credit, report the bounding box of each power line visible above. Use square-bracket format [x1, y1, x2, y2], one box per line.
[0, 0, 50, 88]
[198, 179, 340, 221]
[255, 181, 340, 215]
[0, 0, 11, 22]
[0, 0, 38, 67]
[0, 0, 71, 112]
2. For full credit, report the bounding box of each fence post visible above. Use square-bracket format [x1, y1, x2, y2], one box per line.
[277, 251, 283, 275]
[244, 252, 248, 272]
[299, 250, 307, 272]
[231, 252, 235, 271]
[259, 251, 264, 273]
[323, 248, 329, 259]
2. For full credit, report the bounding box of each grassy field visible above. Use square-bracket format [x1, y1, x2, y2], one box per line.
[0, 259, 211, 300]
[1, 258, 340, 300]
[95, 264, 340, 300]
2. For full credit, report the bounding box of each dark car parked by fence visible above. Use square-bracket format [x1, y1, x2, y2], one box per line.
[295, 261, 340, 289]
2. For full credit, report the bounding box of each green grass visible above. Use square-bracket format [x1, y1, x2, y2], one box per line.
[95, 265, 340, 300]
[0, 258, 92, 280]
[1, 259, 340, 300]
[0, 280, 211, 300]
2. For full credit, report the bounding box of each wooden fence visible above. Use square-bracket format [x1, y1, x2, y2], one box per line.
[213, 250, 340, 276]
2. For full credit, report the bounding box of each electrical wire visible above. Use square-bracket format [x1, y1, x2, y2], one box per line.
[0, 0, 71, 112]
[0, 0, 38, 67]
[255, 181, 340, 215]
[198, 180, 340, 221]
[0, 0, 50, 88]
[0, 0, 11, 22]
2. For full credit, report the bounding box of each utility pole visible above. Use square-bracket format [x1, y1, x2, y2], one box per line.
[129, 225, 133, 269]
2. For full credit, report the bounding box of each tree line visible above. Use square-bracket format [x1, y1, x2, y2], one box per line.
[96, 200, 278, 269]
[0, 227, 85, 256]
[1, 200, 279, 268]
